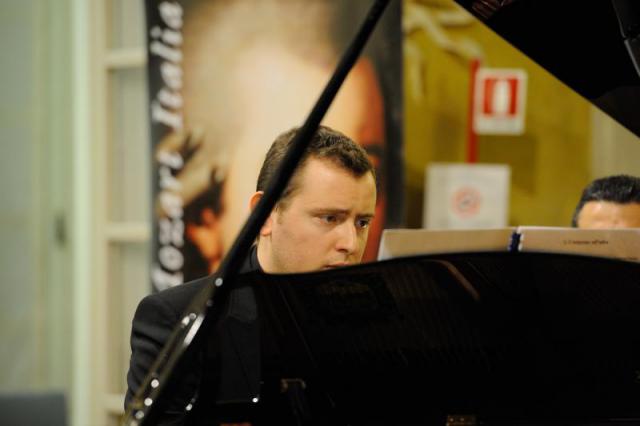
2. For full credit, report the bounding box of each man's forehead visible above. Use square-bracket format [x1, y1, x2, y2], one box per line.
[286, 158, 376, 206]
[583, 200, 640, 213]
[297, 156, 374, 182]
[579, 200, 640, 227]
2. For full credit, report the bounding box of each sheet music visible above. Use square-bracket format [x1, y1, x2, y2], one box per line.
[377, 228, 514, 260]
[517, 226, 640, 262]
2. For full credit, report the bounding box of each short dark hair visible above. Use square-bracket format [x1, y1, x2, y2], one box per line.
[571, 174, 640, 227]
[256, 125, 375, 209]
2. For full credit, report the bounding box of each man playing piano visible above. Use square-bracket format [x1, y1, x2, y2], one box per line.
[125, 125, 377, 424]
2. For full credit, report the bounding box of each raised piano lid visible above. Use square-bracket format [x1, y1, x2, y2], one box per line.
[455, 0, 640, 137]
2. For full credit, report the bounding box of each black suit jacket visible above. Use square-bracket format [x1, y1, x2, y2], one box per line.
[125, 247, 262, 425]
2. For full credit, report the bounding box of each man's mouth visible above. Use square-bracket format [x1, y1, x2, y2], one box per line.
[324, 262, 350, 269]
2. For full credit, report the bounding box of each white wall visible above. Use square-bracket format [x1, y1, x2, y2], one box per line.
[0, 0, 75, 414]
[0, 0, 42, 390]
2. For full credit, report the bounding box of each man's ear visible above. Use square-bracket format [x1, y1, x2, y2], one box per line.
[249, 191, 273, 237]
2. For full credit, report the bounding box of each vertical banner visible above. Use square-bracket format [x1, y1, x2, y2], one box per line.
[145, 0, 404, 290]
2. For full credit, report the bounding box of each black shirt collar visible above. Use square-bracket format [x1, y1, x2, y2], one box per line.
[239, 244, 262, 274]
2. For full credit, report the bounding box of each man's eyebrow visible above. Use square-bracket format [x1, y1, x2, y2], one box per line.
[309, 208, 375, 218]
[358, 214, 375, 219]
[310, 208, 351, 215]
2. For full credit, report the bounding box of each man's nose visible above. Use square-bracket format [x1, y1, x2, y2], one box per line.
[335, 222, 358, 254]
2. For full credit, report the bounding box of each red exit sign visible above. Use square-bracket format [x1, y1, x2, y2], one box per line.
[473, 68, 527, 135]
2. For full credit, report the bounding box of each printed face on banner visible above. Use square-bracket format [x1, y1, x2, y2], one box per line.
[149, 0, 403, 286]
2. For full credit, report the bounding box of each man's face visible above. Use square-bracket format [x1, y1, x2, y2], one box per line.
[257, 157, 377, 273]
[577, 201, 640, 228]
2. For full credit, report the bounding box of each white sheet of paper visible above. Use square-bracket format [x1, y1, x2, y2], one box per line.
[377, 228, 514, 261]
[517, 226, 640, 262]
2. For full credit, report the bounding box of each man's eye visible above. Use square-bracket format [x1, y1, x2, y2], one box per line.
[322, 215, 337, 223]
[357, 218, 371, 229]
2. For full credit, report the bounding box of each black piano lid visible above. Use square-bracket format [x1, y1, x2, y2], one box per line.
[231, 252, 640, 424]
[455, 0, 640, 138]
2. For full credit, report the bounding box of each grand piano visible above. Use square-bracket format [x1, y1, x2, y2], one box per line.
[125, 1, 640, 425]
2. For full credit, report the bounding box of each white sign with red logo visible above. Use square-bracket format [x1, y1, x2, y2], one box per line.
[473, 68, 527, 135]
[424, 163, 511, 229]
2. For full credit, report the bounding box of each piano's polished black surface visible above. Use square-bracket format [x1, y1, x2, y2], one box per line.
[210, 252, 640, 425]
